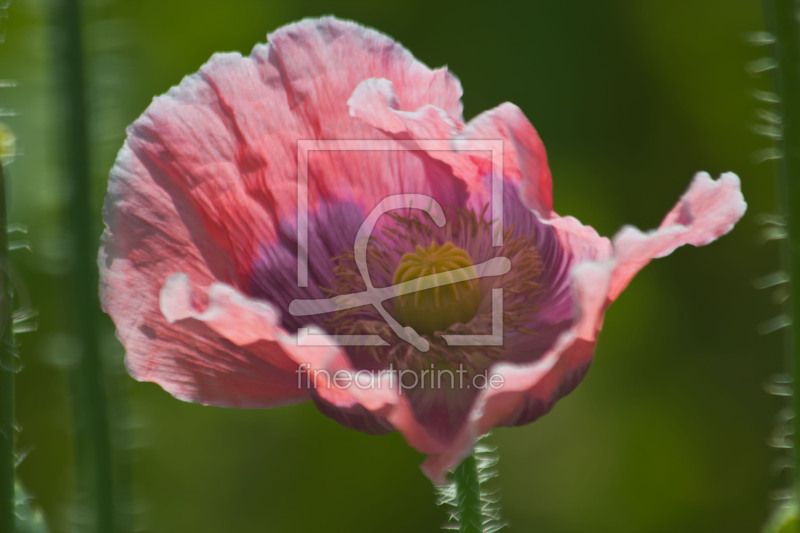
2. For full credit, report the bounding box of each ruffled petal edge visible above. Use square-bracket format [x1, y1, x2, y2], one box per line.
[419, 171, 746, 483]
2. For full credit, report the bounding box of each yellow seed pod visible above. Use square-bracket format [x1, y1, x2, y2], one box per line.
[393, 242, 483, 335]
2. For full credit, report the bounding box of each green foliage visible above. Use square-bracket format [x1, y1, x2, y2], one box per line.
[438, 438, 504, 533]
[15, 481, 48, 533]
[761, 0, 800, 530]
[763, 501, 799, 533]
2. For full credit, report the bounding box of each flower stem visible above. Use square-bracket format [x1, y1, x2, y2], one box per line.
[454, 454, 484, 533]
[56, 0, 115, 530]
[0, 161, 14, 533]
[764, 0, 800, 500]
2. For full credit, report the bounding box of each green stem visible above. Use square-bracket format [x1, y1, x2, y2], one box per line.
[454, 454, 483, 533]
[0, 161, 14, 533]
[56, 0, 115, 531]
[763, 0, 800, 500]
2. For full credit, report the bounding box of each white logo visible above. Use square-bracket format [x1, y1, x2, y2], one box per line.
[291, 140, 506, 349]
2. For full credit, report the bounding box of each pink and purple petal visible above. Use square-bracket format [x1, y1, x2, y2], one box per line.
[101, 17, 468, 409]
[100, 146, 303, 408]
[419, 172, 745, 483]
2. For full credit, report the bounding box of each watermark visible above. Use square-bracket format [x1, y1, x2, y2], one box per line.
[289, 139, 505, 349]
[296, 363, 505, 394]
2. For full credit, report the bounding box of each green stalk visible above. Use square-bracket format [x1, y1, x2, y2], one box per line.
[763, 0, 800, 502]
[56, 0, 115, 531]
[0, 160, 14, 533]
[453, 454, 483, 533]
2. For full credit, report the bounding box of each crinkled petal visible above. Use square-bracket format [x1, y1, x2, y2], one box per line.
[420, 172, 745, 483]
[100, 147, 304, 407]
[267, 16, 463, 126]
[348, 77, 460, 139]
[125, 17, 466, 275]
[101, 17, 469, 408]
[158, 276, 450, 454]
[608, 171, 746, 300]
[458, 103, 553, 215]
[348, 83, 553, 216]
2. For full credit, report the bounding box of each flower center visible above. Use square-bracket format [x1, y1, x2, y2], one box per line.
[392, 242, 482, 335]
[314, 204, 546, 371]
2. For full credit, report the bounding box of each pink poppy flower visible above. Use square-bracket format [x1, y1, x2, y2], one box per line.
[99, 16, 746, 484]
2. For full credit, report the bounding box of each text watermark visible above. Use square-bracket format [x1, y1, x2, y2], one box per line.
[296, 363, 505, 394]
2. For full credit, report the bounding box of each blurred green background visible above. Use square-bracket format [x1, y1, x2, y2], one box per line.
[0, 0, 781, 532]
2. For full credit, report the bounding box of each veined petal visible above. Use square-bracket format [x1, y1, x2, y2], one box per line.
[458, 103, 553, 215]
[348, 77, 461, 139]
[348, 83, 553, 216]
[420, 172, 745, 483]
[608, 171, 746, 300]
[100, 147, 304, 407]
[101, 17, 469, 410]
[159, 275, 453, 455]
[267, 16, 464, 125]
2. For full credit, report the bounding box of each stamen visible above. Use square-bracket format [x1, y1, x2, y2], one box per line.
[321, 204, 545, 372]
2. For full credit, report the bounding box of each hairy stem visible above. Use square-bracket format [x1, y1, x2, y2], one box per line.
[454, 454, 483, 533]
[0, 161, 14, 533]
[764, 0, 800, 499]
[56, 0, 115, 530]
